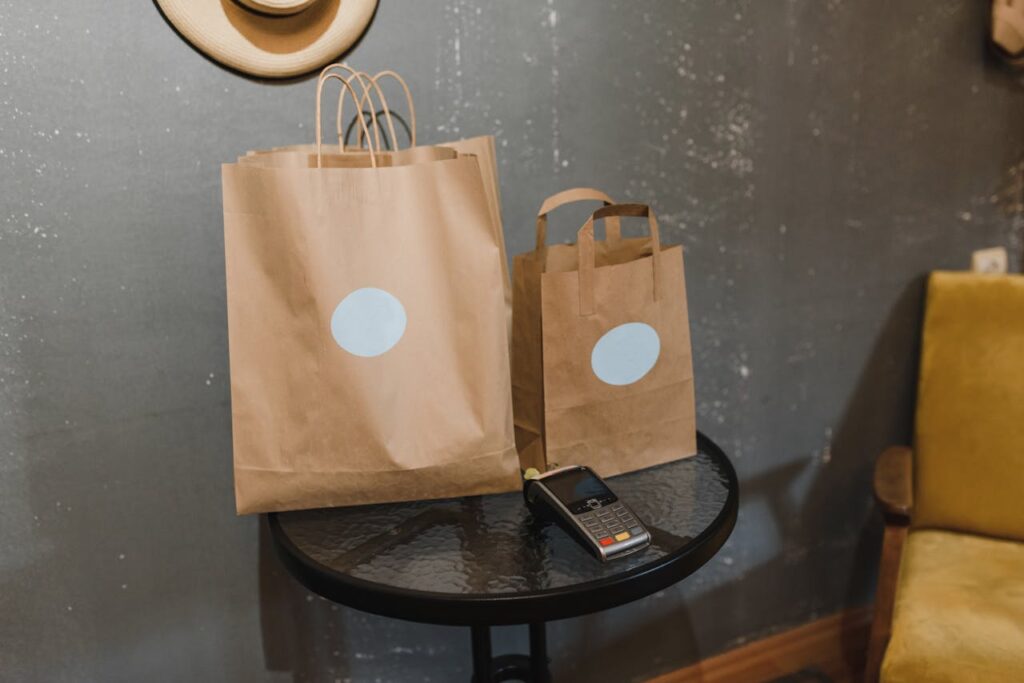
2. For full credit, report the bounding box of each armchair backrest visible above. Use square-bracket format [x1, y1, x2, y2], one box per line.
[914, 271, 1024, 541]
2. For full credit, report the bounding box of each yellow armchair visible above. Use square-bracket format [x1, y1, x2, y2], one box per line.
[867, 271, 1024, 683]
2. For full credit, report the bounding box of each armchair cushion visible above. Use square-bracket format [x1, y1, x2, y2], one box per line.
[881, 529, 1024, 683]
[914, 272, 1024, 541]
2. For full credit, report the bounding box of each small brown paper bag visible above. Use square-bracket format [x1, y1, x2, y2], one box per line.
[512, 198, 696, 476]
[512, 188, 619, 470]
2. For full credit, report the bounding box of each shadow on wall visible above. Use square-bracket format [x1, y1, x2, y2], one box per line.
[832, 275, 925, 670]
[249, 278, 926, 683]
[258, 516, 360, 682]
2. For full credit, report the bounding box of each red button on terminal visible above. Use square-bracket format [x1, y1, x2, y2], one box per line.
[599, 537, 614, 547]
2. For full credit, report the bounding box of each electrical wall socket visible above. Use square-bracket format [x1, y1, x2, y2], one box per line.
[971, 247, 1008, 274]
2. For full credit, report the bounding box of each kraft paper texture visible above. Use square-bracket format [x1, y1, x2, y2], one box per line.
[512, 195, 696, 477]
[222, 150, 519, 513]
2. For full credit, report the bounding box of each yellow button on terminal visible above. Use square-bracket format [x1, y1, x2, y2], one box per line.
[614, 531, 630, 542]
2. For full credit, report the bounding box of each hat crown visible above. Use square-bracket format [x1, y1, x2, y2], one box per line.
[235, 0, 319, 16]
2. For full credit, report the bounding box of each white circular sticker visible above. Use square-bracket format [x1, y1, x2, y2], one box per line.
[330, 287, 407, 357]
[591, 322, 661, 386]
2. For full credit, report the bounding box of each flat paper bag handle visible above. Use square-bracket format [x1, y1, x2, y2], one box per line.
[577, 203, 662, 316]
[535, 187, 621, 251]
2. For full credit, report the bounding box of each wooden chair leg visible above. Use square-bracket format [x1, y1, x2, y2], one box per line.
[864, 524, 907, 683]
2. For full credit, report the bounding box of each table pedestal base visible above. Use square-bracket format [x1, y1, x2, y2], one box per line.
[470, 622, 550, 683]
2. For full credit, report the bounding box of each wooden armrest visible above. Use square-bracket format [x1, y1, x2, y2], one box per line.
[874, 446, 913, 523]
[866, 446, 914, 681]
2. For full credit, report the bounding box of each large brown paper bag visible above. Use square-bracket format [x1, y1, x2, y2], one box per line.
[222, 77, 519, 514]
[514, 200, 696, 476]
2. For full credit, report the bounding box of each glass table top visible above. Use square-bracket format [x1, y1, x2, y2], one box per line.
[272, 434, 736, 602]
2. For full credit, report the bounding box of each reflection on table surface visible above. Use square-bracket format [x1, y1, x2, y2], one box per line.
[275, 448, 733, 595]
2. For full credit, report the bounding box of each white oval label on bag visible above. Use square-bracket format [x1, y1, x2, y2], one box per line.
[330, 287, 407, 357]
[591, 322, 661, 386]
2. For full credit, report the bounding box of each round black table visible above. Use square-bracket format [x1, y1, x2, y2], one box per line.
[268, 431, 738, 682]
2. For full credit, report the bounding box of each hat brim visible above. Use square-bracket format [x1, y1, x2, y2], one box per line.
[156, 0, 378, 79]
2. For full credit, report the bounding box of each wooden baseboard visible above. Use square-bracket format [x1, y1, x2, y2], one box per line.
[646, 607, 873, 683]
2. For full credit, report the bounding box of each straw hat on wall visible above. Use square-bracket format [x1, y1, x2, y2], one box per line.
[993, 0, 1024, 66]
[156, 0, 378, 79]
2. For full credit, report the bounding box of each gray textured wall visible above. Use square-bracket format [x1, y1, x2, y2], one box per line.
[2, 0, 1022, 681]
